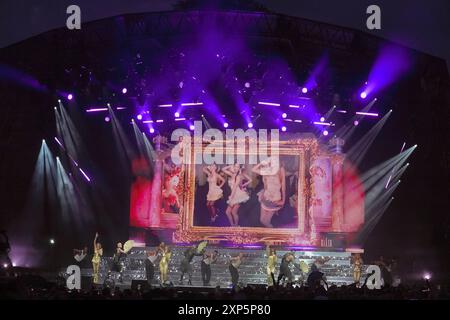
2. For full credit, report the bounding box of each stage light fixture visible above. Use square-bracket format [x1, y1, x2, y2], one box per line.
[323, 130, 329, 136]
[104, 116, 110, 122]
[223, 122, 229, 128]
[281, 126, 287, 132]
[248, 122, 253, 128]
[174, 112, 180, 118]
[189, 125, 195, 130]
[360, 91, 367, 99]
[122, 88, 127, 94]
[282, 113, 287, 119]
[149, 128, 155, 133]
[137, 114, 143, 121]
[67, 94, 73, 100]
[354, 120, 359, 126]
[49, 239, 55, 245]
[302, 87, 308, 94]
[320, 116, 325, 122]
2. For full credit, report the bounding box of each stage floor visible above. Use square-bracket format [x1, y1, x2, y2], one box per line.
[73, 245, 364, 288]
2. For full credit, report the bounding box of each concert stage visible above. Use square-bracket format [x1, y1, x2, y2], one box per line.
[77, 246, 363, 288]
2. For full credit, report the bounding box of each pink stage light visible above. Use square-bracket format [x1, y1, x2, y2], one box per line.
[320, 116, 325, 122]
[360, 91, 367, 99]
[122, 88, 127, 94]
[355, 111, 378, 117]
[181, 102, 203, 106]
[258, 101, 280, 107]
[104, 116, 110, 122]
[86, 108, 108, 112]
[323, 130, 329, 136]
[313, 121, 331, 126]
[67, 94, 73, 100]
[354, 120, 359, 126]
[302, 87, 308, 94]
[248, 122, 253, 128]
[79, 168, 91, 182]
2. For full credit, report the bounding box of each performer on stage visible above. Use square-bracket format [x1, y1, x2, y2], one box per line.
[252, 158, 286, 228]
[179, 245, 203, 285]
[158, 243, 172, 285]
[203, 164, 225, 223]
[223, 164, 251, 226]
[277, 251, 295, 286]
[266, 245, 277, 286]
[228, 252, 244, 288]
[112, 241, 127, 283]
[201, 250, 218, 286]
[91, 233, 103, 284]
[352, 253, 363, 287]
[145, 250, 158, 286]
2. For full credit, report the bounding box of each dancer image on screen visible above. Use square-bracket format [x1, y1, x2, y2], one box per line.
[145, 250, 158, 286]
[73, 246, 88, 264]
[222, 164, 251, 226]
[252, 158, 286, 227]
[352, 253, 363, 287]
[203, 164, 225, 223]
[158, 243, 172, 285]
[277, 251, 295, 286]
[179, 245, 203, 285]
[91, 232, 102, 284]
[201, 250, 218, 286]
[162, 161, 181, 213]
[266, 245, 277, 286]
[112, 241, 127, 283]
[229, 252, 244, 288]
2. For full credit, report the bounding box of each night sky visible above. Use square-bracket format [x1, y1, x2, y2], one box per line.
[1, 0, 449, 68]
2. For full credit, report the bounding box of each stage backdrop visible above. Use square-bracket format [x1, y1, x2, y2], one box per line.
[129, 134, 364, 248]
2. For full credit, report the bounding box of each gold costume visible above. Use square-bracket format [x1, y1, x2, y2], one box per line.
[353, 257, 362, 285]
[91, 248, 103, 284]
[266, 246, 277, 286]
[159, 250, 172, 284]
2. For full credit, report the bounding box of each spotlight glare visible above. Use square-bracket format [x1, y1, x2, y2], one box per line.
[354, 120, 359, 126]
[424, 273, 431, 280]
[174, 112, 180, 118]
[282, 113, 287, 119]
[323, 130, 329, 136]
[223, 122, 229, 128]
[302, 87, 308, 94]
[149, 128, 155, 134]
[360, 91, 367, 99]
[67, 94, 73, 100]
[189, 125, 195, 131]
[247, 122, 253, 128]
[320, 117, 325, 122]
[104, 116, 110, 122]
[122, 88, 127, 94]
[244, 82, 250, 88]
[281, 126, 287, 132]
[49, 238, 55, 245]
[137, 114, 143, 121]
[3, 263, 7, 269]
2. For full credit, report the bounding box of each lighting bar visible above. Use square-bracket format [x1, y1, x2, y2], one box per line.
[143, 120, 154, 124]
[156, 119, 164, 123]
[258, 101, 280, 107]
[355, 112, 379, 117]
[116, 107, 127, 110]
[54, 137, 64, 148]
[181, 102, 203, 106]
[313, 121, 331, 126]
[86, 108, 108, 112]
[294, 119, 303, 123]
[288, 105, 300, 108]
[174, 118, 186, 121]
[157, 104, 173, 108]
[336, 109, 347, 113]
[284, 119, 293, 122]
[79, 168, 91, 182]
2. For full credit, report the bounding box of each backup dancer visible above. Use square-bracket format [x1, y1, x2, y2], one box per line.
[158, 243, 172, 285]
[222, 164, 251, 226]
[229, 252, 244, 288]
[112, 241, 127, 283]
[179, 245, 203, 285]
[203, 164, 225, 222]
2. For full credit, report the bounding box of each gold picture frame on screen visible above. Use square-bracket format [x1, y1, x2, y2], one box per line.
[173, 137, 319, 245]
